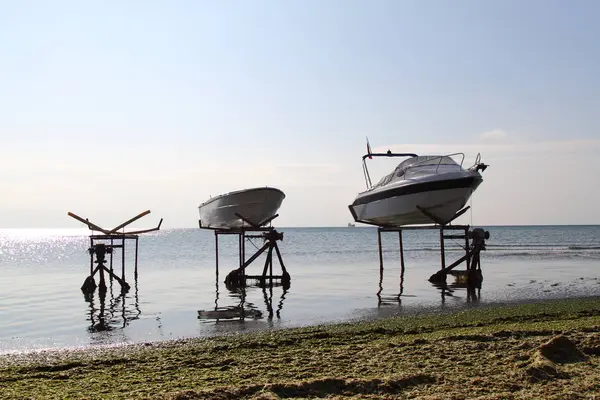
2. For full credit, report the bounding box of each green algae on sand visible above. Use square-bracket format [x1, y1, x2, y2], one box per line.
[2, 297, 600, 399]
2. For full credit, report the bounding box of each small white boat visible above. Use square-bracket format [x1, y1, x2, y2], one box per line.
[199, 187, 285, 229]
[349, 149, 488, 227]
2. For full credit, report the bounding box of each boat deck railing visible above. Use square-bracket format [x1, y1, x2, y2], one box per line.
[361, 152, 418, 189]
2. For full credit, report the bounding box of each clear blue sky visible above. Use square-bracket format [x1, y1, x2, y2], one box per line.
[1, 1, 599, 228]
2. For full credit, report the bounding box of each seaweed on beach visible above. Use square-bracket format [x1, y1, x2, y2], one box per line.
[518, 334, 589, 382]
[2, 297, 600, 399]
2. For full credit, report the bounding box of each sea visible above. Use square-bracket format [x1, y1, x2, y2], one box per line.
[1, 225, 599, 354]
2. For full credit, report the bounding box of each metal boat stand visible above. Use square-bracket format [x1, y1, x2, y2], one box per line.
[67, 210, 163, 294]
[372, 206, 490, 300]
[201, 213, 291, 290]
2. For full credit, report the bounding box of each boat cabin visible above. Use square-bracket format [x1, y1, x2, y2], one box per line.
[372, 155, 462, 189]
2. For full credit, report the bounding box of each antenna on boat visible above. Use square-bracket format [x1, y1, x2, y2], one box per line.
[363, 137, 373, 188]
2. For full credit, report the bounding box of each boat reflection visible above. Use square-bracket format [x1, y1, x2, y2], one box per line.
[198, 276, 289, 323]
[83, 275, 141, 333]
[198, 285, 263, 322]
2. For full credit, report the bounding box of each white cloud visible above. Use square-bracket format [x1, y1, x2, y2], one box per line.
[274, 163, 340, 170]
[479, 129, 507, 141]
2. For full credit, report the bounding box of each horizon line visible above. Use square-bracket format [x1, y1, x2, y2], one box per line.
[1, 223, 599, 230]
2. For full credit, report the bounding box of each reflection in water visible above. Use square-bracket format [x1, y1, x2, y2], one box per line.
[198, 285, 263, 322]
[431, 281, 455, 306]
[262, 284, 288, 320]
[198, 274, 289, 323]
[432, 274, 482, 306]
[449, 278, 482, 304]
[377, 261, 405, 307]
[83, 274, 141, 334]
[377, 259, 483, 308]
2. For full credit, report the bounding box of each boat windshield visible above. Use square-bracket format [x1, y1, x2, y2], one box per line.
[395, 156, 459, 177]
[370, 155, 460, 189]
[373, 172, 395, 188]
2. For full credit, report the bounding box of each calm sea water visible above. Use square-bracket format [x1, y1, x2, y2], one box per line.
[1, 225, 599, 354]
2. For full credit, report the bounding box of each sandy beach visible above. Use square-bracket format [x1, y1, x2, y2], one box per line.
[2, 296, 599, 399]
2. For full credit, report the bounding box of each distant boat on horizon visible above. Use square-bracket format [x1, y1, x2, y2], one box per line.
[347, 222, 356, 227]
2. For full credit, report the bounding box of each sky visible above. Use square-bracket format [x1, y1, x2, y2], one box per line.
[1, 0, 599, 229]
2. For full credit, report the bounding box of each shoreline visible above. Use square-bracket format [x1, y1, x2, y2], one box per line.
[2, 296, 600, 399]
[2, 293, 599, 359]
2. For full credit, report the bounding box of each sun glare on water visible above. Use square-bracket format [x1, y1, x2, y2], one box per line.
[0, 228, 91, 239]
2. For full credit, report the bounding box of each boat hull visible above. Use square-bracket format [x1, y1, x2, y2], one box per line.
[350, 177, 481, 226]
[199, 187, 285, 229]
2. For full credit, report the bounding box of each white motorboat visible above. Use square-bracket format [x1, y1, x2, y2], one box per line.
[199, 187, 285, 229]
[349, 150, 488, 227]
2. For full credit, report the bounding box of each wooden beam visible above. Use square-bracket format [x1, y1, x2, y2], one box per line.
[109, 210, 151, 234]
[122, 218, 163, 235]
[67, 212, 111, 234]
